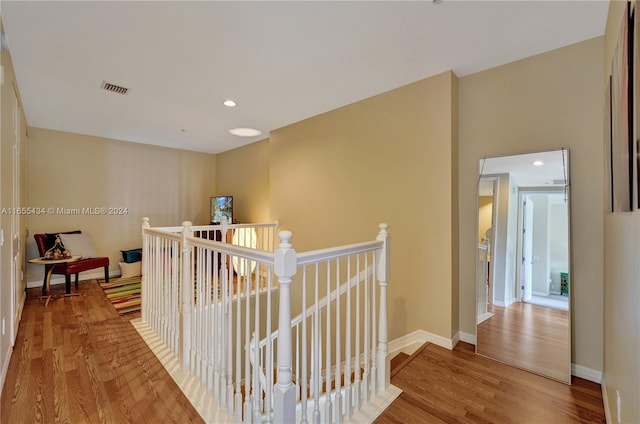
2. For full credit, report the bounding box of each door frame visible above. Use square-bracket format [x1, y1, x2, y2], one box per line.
[515, 187, 566, 303]
[477, 177, 498, 307]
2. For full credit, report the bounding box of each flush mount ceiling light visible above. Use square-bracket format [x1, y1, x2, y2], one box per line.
[229, 127, 261, 137]
[223, 99, 237, 107]
[532, 160, 544, 166]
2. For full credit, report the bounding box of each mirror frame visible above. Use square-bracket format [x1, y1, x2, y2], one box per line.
[475, 149, 571, 384]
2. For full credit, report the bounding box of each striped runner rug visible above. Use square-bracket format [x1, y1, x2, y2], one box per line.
[99, 276, 141, 315]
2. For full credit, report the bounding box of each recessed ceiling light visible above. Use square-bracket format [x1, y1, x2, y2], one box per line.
[229, 127, 261, 137]
[223, 99, 237, 107]
[532, 161, 544, 166]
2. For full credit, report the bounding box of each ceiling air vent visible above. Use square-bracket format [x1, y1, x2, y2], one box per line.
[552, 179, 567, 185]
[100, 81, 129, 95]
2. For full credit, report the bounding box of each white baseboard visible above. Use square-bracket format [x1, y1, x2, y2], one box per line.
[571, 363, 602, 384]
[601, 375, 613, 424]
[26, 269, 120, 289]
[388, 329, 457, 358]
[0, 344, 12, 396]
[457, 331, 476, 345]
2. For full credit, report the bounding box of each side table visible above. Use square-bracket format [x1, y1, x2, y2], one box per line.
[28, 256, 82, 306]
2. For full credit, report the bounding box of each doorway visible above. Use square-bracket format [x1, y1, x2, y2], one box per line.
[477, 178, 496, 324]
[517, 190, 569, 311]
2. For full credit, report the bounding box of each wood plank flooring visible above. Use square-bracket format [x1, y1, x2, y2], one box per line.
[3, 280, 605, 424]
[1, 280, 203, 424]
[375, 342, 605, 424]
[477, 302, 570, 382]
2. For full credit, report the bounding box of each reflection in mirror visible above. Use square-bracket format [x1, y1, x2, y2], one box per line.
[476, 149, 571, 384]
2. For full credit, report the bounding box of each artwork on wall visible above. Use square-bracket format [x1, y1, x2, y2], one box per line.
[608, 0, 640, 212]
[635, 1, 640, 208]
[610, 1, 631, 212]
[211, 196, 233, 224]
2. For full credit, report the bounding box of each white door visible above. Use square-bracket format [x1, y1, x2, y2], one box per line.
[11, 85, 21, 342]
[521, 197, 534, 302]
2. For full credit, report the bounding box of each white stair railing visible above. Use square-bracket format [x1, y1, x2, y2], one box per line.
[140, 218, 390, 423]
[254, 224, 390, 423]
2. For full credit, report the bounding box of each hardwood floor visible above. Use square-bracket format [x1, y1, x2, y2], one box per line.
[375, 342, 605, 424]
[1, 280, 203, 424]
[2, 280, 605, 424]
[477, 302, 570, 382]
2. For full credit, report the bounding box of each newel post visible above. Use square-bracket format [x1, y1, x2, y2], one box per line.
[141, 217, 150, 323]
[180, 221, 194, 370]
[375, 223, 391, 390]
[273, 230, 297, 424]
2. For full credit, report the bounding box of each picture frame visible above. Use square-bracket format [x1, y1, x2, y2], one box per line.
[210, 196, 233, 224]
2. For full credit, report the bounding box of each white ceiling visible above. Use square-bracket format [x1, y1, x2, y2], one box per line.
[1, 1, 608, 154]
[478, 149, 570, 196]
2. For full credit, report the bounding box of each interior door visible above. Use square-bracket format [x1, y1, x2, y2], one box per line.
[11, 85, 21, 342]
[521, 196, 533, 302]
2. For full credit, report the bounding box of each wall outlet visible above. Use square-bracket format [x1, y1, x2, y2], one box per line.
[616, 390, 622, 424]
[1, 317, 5, 336]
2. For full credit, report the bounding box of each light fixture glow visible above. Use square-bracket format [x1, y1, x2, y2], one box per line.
[532, 160, 544, 166]
[229, 127, 261, 137]
[223, 99, 237, 107]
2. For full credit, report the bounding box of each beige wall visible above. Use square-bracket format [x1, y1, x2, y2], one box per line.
[602, 1, 640, 422]
[270, 71, 459, 340]
[215, 138, 270, 223]
[25, 128, 216, 283]
[478, 196, 493, 243]
[458, 37, 605, 371]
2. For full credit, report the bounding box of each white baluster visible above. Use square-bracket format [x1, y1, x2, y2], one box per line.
[325, 260, 332, 422]
[195, 246, 202, 380]
[244, 258, 253, 422]
[345, 257, 352, 419]
[313, 263, 320, 424]
[335, 258, 343, 424]
[273, 231, 297, 424]
[173, 239, 180, 354]
[371, 252, 378, 395]
[376, 224, 390, 390]
[253, 261, 262, 423]
[181, 221, 194, 370]
[363, 253, 370, 404]
[301, 266, 309, 424]
[354, 254, 361, 411]
[234, 252, 242, 422]
[265, 268, 273, 422]
[141, 218, 150, 324]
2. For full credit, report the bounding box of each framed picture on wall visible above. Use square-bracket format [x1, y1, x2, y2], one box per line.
[610, 1, 632, 212]
[635, 1, 640, 209]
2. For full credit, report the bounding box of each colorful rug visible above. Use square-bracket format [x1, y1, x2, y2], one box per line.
[98, 276, 141, 315]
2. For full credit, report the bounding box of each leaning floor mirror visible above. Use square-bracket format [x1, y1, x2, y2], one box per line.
[475, 149, 571, 384]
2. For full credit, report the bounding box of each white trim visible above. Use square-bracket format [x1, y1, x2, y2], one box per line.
[26, 269, 121, 289]
[457, 331, 476, 345]
[601, 375, 613, 424]
[132, 318, 400, 424]
[493, 299, 506, 307]
[14, 291, 25, 341]
[571, 363, 602, 384]
[388, 329, 457, 358]
[476, 311, 494, 325]
[0, 344, 12, 395]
